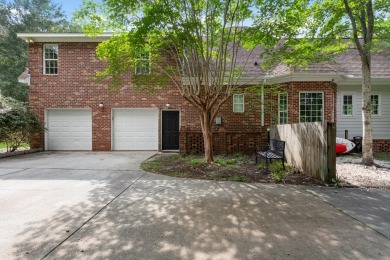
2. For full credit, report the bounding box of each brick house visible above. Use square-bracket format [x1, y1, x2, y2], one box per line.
[16, 33, 390, 153]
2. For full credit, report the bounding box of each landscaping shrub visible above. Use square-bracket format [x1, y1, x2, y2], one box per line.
[0, 96, 43, 152]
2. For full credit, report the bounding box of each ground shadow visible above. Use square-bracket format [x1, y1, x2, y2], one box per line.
[9, 171, 390, 259]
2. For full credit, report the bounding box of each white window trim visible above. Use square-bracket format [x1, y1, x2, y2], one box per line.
[299, 91, 324, 123]
[341, 91, 355, 117]
[135, 52, 151, 75]
[233, 94, 245, 113]
[278, 92, 288, 124]
[43, 44, 58, 75]
[371, 92, 381, 117]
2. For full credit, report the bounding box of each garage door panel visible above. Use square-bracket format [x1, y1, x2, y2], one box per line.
[113, 109, 158, 150]
[47, 109, 92, 150]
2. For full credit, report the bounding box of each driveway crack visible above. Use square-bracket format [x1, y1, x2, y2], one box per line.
[0, 168, 30, 177]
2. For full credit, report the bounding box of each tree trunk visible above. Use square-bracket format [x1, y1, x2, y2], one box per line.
[200, 109, 214, 163]
[361, 61, 374, 165]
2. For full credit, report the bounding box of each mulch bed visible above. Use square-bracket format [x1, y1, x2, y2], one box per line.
[141, 153, 325, 186]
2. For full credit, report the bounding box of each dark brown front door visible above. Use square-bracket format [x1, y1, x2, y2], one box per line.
[162, 111, 180, 150]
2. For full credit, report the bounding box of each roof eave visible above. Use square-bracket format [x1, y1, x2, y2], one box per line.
[16, 33, 113, 43]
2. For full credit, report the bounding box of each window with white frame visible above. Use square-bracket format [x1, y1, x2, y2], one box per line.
[342, 94, 353, 116]
[233, 94, 244, 113]
[278, 92, 288, 124]
[44, 44, 58, 75]
[371, 94, 379, 115]
[135, 53, 150, 74]
[299, 92, 323, 122]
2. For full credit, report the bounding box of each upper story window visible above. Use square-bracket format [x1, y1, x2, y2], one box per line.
[44, 44, 58, 75]
[135, 53, 150, 74]
[299, 92, 323, 122]
[278, 92, 288, 124]
[233, 94, 244, 113]
[371, 94, 380, 115]
[342, 94, 353, 116]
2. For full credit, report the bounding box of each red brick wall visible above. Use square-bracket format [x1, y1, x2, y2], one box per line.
[28, 42, 338, 154]
[373, 139, 390, 152]
[29, 42, 194, 151]
[179, 82, 337, 154]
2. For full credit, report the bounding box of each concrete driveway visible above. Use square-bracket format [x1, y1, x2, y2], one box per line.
[0, 152, 389, 260]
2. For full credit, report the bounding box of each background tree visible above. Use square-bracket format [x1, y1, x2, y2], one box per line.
[75, 0, 266, 163]
[0, 0, 75, 102]
[307, 0, 389, 165]
[252, 0, 390, 165]
[0, 95, 43, 152]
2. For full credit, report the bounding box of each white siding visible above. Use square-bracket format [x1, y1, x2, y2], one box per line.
[337, 85, 390, 139]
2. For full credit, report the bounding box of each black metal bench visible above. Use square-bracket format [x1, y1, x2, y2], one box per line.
[255, 139, 286, 170]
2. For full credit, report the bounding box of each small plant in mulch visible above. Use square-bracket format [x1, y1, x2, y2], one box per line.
[269, 162, 287, 183]
[141, 153, 325, 186]
[331, 176, 343, 188]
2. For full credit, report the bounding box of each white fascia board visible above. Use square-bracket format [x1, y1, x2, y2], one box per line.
[16, 33, 113, 43]
[236, 73, 342, 86]
[337, 76, 390, 86]
[184, 73, 390, 87]
[238, 73, 390, 86]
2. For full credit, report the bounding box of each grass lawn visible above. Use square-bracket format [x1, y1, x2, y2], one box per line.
[0, 142, 29, 150]
[141, 153, 325, 185]
[374, 152, 390, 161]
[347, 152, 390, 162]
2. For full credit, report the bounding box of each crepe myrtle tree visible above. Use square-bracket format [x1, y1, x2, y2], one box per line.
[74, 0, 282, 163]
[251, 0, 390, 165]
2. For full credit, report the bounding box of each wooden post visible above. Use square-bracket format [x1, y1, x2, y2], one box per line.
[326, 123, 336, 182]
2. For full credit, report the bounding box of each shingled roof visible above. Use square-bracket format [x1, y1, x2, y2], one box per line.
[237, 44, 390, 79]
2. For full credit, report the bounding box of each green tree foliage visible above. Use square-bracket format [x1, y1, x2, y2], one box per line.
[74, 0, 268, 163]
[0, 95, 43, 152]
[308, 0, 389, 165]
[252, 0, 390, 165]
[0, 0, 77, 102]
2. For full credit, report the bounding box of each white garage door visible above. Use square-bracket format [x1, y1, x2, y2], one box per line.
[46, 109, 92, 150]
[112, 108, 158, 150]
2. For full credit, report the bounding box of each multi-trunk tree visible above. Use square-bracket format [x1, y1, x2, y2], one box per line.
[75, 0, 270, 163]
[76, 0, 389, 164]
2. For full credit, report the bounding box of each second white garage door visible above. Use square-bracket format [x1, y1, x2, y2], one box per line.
[112, 108, 158, 150]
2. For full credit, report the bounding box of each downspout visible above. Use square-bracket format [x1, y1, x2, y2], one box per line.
[261, 78, 265, 126]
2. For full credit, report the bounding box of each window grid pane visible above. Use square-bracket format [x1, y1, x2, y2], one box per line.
[135, 53, 150, 75]
[300, 92, 323, 122]
[44, 45, 58, 75]
[278, 93, 288, 124]
[233, 94, 244, 113]
[343, 95, 353, 115]
[371, 95, 379, 115]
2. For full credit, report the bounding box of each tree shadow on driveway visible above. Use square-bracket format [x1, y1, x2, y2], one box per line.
[5, 170, 389, 260]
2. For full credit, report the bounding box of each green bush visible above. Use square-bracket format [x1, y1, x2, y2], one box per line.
[0, 96, 43, 152]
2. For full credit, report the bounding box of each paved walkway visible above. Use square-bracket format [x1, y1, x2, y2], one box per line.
[0, 152, 389, 259]
[306, 186, 390, 239]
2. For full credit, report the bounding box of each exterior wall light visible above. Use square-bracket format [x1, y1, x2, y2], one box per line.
[165, 103, 171, 108]
[99, 102, 104, 108]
